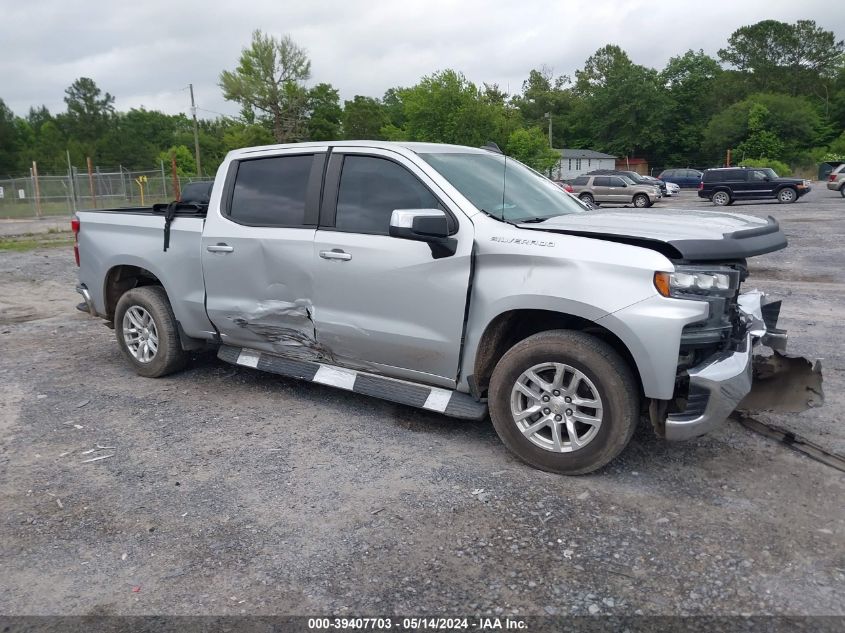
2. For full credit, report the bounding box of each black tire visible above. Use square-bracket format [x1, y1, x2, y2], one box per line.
[114, 286, 188, 378]
[633, 193, 650, 208]
[777, 187, 798, 204]
[578, 193, 595, 206]
[712, 190, 731, 206]
[488, 330, 640, 475]
[839, 184, 845, 198]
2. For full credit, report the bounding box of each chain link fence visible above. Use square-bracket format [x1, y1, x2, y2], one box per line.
[0, 165, 213, 220]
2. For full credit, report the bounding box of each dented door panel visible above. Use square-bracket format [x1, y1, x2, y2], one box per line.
[202, 226, 322, 357]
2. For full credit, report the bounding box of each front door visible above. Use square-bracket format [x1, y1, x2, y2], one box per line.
[311, 148, 473, 387]
[202, 149, 327, 359]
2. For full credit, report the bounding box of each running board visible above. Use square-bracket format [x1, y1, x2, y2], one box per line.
[217, 345, 488, 421]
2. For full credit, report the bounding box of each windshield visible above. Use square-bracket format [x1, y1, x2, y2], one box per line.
[620, 175, 637, 185]
[419, 152, 588, 222]
[762, 168, 779, 179]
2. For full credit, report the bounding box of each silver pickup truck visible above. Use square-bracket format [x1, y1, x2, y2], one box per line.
[73, 141, 822, 474]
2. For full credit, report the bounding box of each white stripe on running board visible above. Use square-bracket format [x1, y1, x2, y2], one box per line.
[313, 365, 357, 391]
[237, 348, 261, 368]
[423, 388, 452, 413]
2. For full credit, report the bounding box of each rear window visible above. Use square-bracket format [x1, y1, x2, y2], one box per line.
[704, 169, 745, 183]
[572, 176, 589, 185]
[229, 154, 314, 226]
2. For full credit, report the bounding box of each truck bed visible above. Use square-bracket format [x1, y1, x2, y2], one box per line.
[75, 207, 216, 339]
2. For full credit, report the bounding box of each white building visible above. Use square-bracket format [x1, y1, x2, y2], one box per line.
[552, 149, 616, 180]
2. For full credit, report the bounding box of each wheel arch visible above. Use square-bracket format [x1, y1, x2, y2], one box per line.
[103, 263, 167, 322]
[469, 308, 643, 400]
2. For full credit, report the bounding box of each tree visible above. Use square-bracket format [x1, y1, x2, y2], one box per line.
[571, 46, 668, 161]
[392, 70, 504, 146]
[306, 83, 342, 141]
[736, 103, 784, 160]
[506, 127, 559, 173]
[702, 93, 824, 163]
[341, 96, 388, 139]
[0, 99, 23, 174]
[660, 50, 724, 164]
[159, 145, 197, 177]
[62, 77, 115, 147]
[718, 20, 845, 94]
[219, 30, 311, 142]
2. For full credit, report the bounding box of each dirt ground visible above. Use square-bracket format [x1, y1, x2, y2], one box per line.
[0, 187, 843, 618]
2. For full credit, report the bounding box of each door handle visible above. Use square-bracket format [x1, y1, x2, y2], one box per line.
[319, 249, 351, 261]
[207, 244, 234, 253]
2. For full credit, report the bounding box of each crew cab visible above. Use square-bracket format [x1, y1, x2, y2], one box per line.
[73, 142, 822, 475]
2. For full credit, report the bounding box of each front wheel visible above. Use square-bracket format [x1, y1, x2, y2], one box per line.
[777, 187, 797, 203]
[488, 330, 640, 475]
[115, 286, 189, 378]
[633, 194, 650, 208]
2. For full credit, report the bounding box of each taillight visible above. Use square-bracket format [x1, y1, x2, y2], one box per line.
[698, 181, 704, 190]
[830, 174, 838, 181]
[71, 214, 80, 266]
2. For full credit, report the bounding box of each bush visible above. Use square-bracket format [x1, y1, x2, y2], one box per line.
[738, 157, 791, 177]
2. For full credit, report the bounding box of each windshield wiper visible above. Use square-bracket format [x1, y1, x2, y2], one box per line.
[516, 217, 551, 224]
[480, 208, 519, 227]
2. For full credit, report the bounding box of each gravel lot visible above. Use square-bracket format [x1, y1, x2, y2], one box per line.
[0, 186, 843, 619]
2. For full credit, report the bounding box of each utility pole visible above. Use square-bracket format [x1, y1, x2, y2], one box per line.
[545, 112, 553, 148]
[189, 84, 202, 177]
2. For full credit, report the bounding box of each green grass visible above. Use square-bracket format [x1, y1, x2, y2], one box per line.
[0, 231, 75, 252]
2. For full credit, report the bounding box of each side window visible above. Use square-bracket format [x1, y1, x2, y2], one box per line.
[749, 170, 767, 182]
[593, 176, 610, 187]
[572, 176, 589, 186]
[229, 154, 313, 226]
[609, 177, 625, 187]
[335, 156, 440, 235]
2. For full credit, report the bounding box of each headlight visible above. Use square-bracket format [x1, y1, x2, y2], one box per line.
[653, 266, 738, 297]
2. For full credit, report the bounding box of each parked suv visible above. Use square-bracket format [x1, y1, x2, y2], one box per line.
[826, 164, 845, 197]
[699, 167, 811, 206]
[570, 174, 659, 208]
[658, 168, 702, 188]
[588, 169, 666, 196]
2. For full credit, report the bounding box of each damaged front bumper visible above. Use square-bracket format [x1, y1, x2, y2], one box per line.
[660, 290, 823, 441]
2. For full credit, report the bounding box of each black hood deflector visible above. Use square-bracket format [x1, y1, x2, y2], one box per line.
[527, 215, 787, 262]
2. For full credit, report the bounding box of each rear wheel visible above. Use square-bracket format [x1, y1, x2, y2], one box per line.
[578, 193, 595, 206]
[115, 286, 188, 378]
[488, 330, 639, 475]
[839, 184, 845, 198]
[712, 190, 731, 206]
[777, 187, 797, 203]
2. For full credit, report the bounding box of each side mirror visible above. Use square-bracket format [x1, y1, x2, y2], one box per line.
[764, 176, 771, 181]
[621, 182, 627, 187]
[389, 209, 457, 259]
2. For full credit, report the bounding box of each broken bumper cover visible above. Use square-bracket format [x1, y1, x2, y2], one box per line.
[664, 290, 823, 441]
[75, 284, 96, 316]
[665, 332, 753, 440]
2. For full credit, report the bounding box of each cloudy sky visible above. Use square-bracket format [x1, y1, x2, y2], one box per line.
[2, 0, 840, 119]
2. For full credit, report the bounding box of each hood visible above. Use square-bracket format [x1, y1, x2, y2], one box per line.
[518, 208, 787, 261]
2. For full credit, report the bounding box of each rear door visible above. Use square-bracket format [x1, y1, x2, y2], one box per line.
[202, 149, 326, 358]
[723, 169, 750, 199]
[592, 176, 611, 202]
[311, 148, 473, 387]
